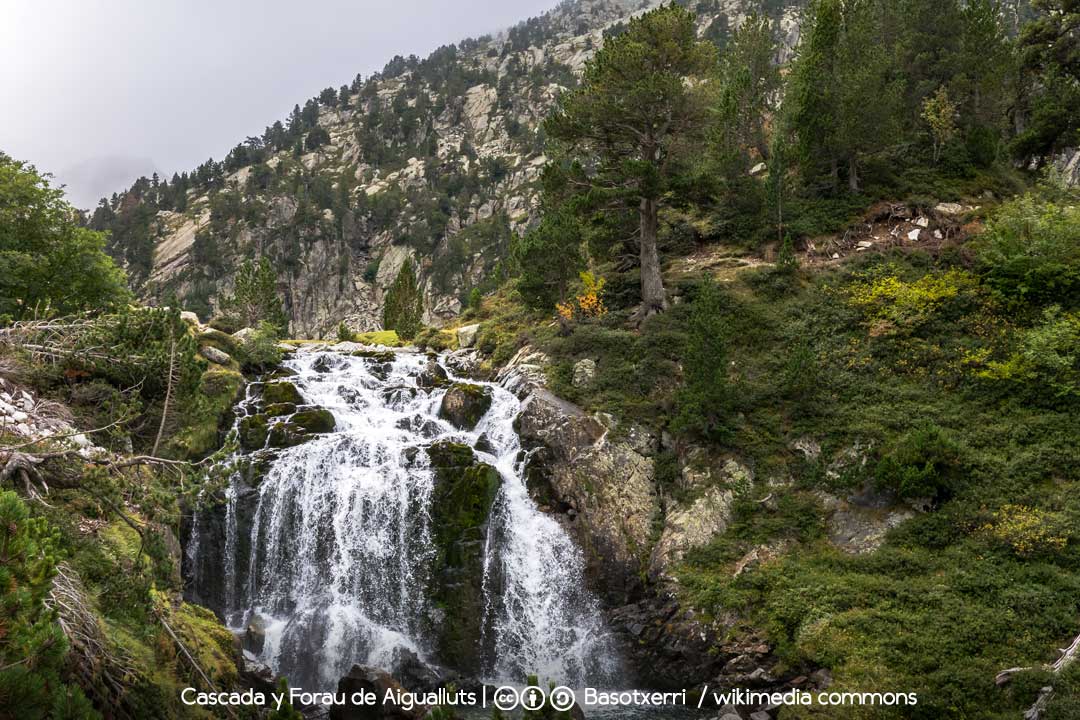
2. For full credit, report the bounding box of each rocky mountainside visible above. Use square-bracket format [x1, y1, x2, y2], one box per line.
[91, 0, 805, 337]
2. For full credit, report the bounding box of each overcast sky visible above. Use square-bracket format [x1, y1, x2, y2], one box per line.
[0, 0, 560, 209]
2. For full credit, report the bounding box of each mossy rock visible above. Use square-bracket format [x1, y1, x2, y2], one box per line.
[262, 381, 304, 405]
[198, 328, 242, 358]
[267, 366, 299, 380]
[425, 440, 501, 671]
[236, 453, 278, 487]
[292, 408, 336, 434]
[238, 414, 269, 452]
[352, 350, 396, 363]
[438, 383, 493, 431]
[264, 402, 297, 417]
[267, 422, 310, 448]
[167, 366, 244, 460]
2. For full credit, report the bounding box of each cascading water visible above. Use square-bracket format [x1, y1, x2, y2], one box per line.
[187, 349, 619, 692]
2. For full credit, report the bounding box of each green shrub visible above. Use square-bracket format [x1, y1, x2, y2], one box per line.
[872, 422, 965, 500]
[981, 306, 1080, 401]
[977, 192, 1080, 309]
[337, 321, 354, 342]
[671, 280, 731, 441]
[238, 321, 283, 371]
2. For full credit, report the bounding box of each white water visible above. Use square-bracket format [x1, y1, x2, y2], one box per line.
[192, 350, 619, 691]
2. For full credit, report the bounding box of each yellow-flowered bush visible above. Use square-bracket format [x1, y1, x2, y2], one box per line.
[981, 504, 1068, 557]
[845, 268, 980, 334]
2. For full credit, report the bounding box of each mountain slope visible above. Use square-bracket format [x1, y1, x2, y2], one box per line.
[91, 0, 805, 337]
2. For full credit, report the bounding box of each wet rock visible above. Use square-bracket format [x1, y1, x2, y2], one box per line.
[262, 381, 304, 406]
[292, 408, 336, 434]
[264, 402, 297, 417]
[240, 649, 275, 696]
[517, 388, 657, 603]
[244, 615, 267, 655]
[416, 359, 449, 389]
[425, 441, 501, 672]
[330, 665, 427, 720]
[473, 432, 496, 455]
[443, 349, 488, 380]
[312, 355, 340, 373]
[267, 422, 310, 448]
[390, 649, 446, 695]
[238, 414, 269, 452]
[438, 383, 492, 431]
[395, 415, 442, 439]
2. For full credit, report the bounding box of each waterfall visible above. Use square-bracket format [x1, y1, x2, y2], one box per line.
[188, 350, 619, 691]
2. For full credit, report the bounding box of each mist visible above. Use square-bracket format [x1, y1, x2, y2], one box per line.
[0, 0, 560, 209]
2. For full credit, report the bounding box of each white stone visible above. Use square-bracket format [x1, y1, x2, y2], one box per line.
[11, 410, 28, 423]
[457, 323, 481, 348]
[935, 202, 964, 216]
[572, 358, 597, 388]
[915, 216, 930, 228]
[907, 228, 922, 241]
[857, 240, 873, 249]
[749, 162, 768, 176]
[199, 346, 232, 365]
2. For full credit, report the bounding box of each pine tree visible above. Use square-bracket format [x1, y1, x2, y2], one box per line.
[544, 3, 716, 316]
[221, 257, 287, 330]
[512, 206, 584, 310]
[382, 259, 424, 340]
[0, 491, 99, 720]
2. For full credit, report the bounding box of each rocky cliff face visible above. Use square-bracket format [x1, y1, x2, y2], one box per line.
[95, 0, 804, 337]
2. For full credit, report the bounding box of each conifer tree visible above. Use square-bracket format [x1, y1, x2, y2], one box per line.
[545, 3, 716, 316]
[382, 258, 424, 340]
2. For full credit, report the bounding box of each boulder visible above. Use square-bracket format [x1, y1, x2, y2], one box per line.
[199, 345, 232, 366]
[180, 311, 201, 327]
[291, 408, 336, 434]
[456, 323, 481, 348]
[330, 665, 427, 720]
[262, 381, 304, 406]
[238, 414, 269, 452]
[417, 358, 449, 389]
[232, 327, 257, 343]
[934, 202, 964, 216]
[267, 422, 310, 449]
[572, 358, 597, 388]
[517, 389, 658, 603]
[263, 402, 297, 417]
[243, 615, 267, 655]
[437, 383, 493, 431]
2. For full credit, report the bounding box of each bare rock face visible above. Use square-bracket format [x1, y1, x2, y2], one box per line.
[516, 388, 659, 603]
[650, 486, 735, 579]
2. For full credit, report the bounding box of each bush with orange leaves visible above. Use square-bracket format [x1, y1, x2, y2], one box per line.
[556, 272, 607, 326]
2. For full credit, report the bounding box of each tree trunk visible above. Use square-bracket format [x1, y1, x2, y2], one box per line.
[848, 155, 861, 193]
[639, 196, 666, 316]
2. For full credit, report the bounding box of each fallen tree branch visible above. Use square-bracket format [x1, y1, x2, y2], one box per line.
[997, 629, 1080, 719]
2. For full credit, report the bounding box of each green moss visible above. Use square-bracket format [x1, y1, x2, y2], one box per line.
[353, 329, 401, 346]
[291, 408, 336, 433]
[425, 441, 501, 670]
[238, 414, 269, 452]
[197, 328, 242, 357]
[261, 381, 304, 405]
[263, 402, 296, 417]
[168, 366, 244, 460]
[267, 422, 310, 448]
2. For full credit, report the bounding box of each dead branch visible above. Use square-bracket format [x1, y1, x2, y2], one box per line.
[151, 325, 178, 458]
[997, 629, 1080, 719]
